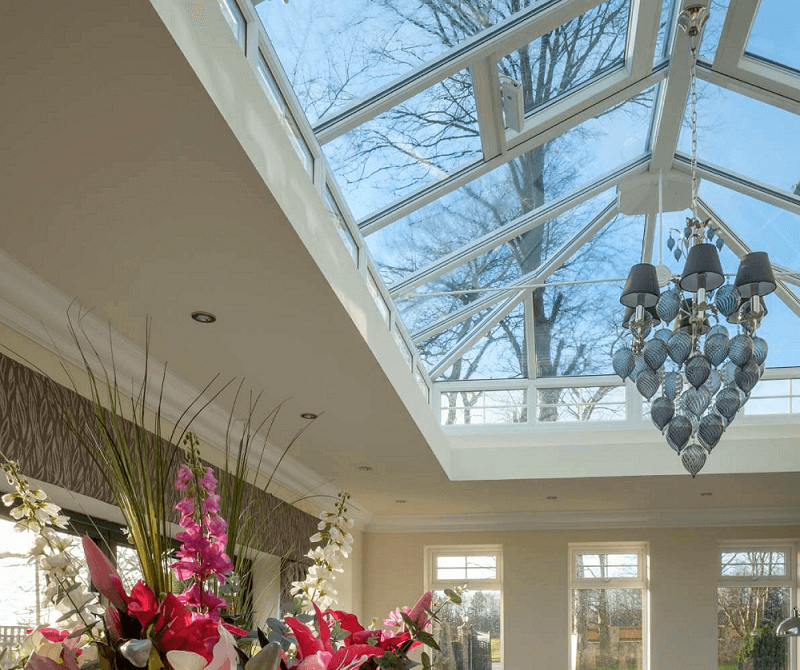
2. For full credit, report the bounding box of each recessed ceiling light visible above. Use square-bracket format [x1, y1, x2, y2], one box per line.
[358, 465, 373, 472]
[395, 499, 407, 504]
[300, 412, 318, 420]
[700, 492, 713, 496]
[546, 495, 558, 500]
[191, 311, 216, 323]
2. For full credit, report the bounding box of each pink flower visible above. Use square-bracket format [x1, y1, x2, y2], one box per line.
[205, 514, 227, 537]
[203, 494, 221, 515]
[383, 607, 410, 629]
[176, 465, 194, 491]
[199, 468, 217, 494]
[176, 497, 196, 519]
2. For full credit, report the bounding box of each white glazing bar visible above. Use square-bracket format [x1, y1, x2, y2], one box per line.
[524, 291, 538, 380]
[674, 155, 800, 216]
[697, 61, 800, 114]
[410, 201, 619, 343]
[697, 198, 800, 320]
[627, 0, 664, 79]
[711, 0, 758, 72]
[313, 0, 604, 143]
[429, 292, 526, 380]
[390, 169, 631, 298]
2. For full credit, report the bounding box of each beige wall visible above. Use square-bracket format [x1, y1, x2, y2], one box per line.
[363, 525, 800, 670]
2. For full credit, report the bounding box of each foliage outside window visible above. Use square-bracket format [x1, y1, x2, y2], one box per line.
[426, 547, 503, 670]
[717, 544, 794, 670]
[569, 543, 648, 670]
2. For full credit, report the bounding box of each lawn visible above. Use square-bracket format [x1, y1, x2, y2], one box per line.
[490, 639, 500, 662]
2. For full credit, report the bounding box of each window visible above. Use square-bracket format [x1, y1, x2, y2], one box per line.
[569, 543, 648, 670]
[426, 547, 503, 670]
[717, 543, 794, 670]
[217, 0, 246, 50]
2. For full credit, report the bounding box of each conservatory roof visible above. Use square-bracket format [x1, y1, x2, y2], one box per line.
[247, 0, 800, 393]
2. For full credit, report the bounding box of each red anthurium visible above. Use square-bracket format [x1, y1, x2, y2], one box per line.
[328, 644, 384, 670]
[154, 594, 220, 662]
[407, 592, 432, 629]
[283, 617, 324, 660]
[81, 536, 127, 611]
[125, 581, 160, 629]
[314, 605, 334, 654]
[324, 611, 364, 639]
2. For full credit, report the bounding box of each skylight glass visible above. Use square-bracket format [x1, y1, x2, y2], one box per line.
[678, 82, 800, 195]
[255, 0, 536, 124]
[390, 190, 617, 336]
[416, 306, 495, 369]
[437, 302, 527, 380]
[697, 0, 730, 63]
[699, 181, 800, 274]
[365, 85, 654, 255]
[534, 213, 646, 377]
[322, 70, 482, 220]
[497, 0, 630, 116]
[745, 0, 800, 73]
[653, 0, 676, 66]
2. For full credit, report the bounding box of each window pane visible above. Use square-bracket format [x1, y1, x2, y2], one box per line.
[571, 588, 643, 670]
[499, 0, 630, 116]
[698, 0, 731, 63]
[325, 187, 358, 262]
[576, 553, 639, 579]
[434, 590, 502, 670]
[678, 83, 800, 196]
[256, 2, 535, 124]
[116, 544, 144, 592]
[367, 271, 391, 324]
[440, 389, 527, 426]
[437, 567, 467, 581]
[746, 0, 800, 73]
[720, 550, 786, 578]
[537, 386, 626, 422]
[218, 0, 246, 48]
[718, 586, 789, 670]
[438, 556, 466, 569]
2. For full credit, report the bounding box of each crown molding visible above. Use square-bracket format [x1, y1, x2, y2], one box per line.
[0, 249, 359, 521]
[365, 506, 800, 533]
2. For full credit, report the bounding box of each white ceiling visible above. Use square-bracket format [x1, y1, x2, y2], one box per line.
[1, 0, 798, 524]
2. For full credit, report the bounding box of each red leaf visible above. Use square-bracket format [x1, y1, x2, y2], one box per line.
[81, 536, 126, 611]
[284, 617, 323, 660]
[314, 604, 333, 654]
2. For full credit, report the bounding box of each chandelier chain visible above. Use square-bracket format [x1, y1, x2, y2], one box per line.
[690, 42, 699, 221]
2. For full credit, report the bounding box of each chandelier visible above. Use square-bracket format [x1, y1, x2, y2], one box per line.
[612, 6, 777, 477]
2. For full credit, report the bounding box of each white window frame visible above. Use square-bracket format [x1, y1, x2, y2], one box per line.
[717, 540, 798, 670]
[425, 545, 503, 591]
[568, 541, 649, 670]
[425, 545, 503, 670]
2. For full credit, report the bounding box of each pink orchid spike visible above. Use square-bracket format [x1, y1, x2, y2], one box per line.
[314, 604, 334, 653]
[408, 591, 432, 628]
[82, 536, 127, 611]
[283, 617, 324, 660]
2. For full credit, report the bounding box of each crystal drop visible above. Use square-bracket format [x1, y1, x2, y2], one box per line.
[681, 443, 707, 478]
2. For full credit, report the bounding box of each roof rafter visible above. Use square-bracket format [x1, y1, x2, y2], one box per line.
[412, 200, 619, 344]
[390, 160, 639, 298]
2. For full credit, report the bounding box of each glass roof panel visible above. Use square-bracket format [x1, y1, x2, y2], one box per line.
[322, 70, 482, 220]
[653, 0, 676, 67]
[745, 0, 800, 74]
[497, 0, 631, 116]
[437, 302, 527, 380]
[698, 180, 800, 273]
[366, 83, 654, 254]
[389, 190, 617, 335]
[678, 82, 800, 195]
[746, 294, 800, 369]
[255, 1, 538, 124]
[697, 0, 731, 63]
[416, 306, 495, 370]
[533, 213, 646, 377]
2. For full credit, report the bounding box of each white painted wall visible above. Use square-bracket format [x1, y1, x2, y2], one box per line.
[362, 526, 800, 670]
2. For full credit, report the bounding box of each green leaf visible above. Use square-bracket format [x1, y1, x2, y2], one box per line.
[444, 588, 462, 604]
[400, 612, 418, 633]
[415, 631, 440, 651]
[421, 652, 431, 670]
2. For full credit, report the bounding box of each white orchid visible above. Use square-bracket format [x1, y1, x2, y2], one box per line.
[290, 491, 354, 613]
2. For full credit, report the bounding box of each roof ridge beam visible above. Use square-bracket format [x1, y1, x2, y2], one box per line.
[696, 61, 800, 114]
[313, 0, 605, 144]
[697, 198, 800, 320]
[391, 162, 638, 298]
[411, 200, 619, 344]
[649, 0, 711, 171]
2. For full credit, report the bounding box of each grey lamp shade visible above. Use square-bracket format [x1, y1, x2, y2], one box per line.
[622, 305, 660, 329]
[679, 243, 725, 292]
[734, 251, 777, 298]
[776, 607, 800, 636]
[621, 263, 660, 308]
